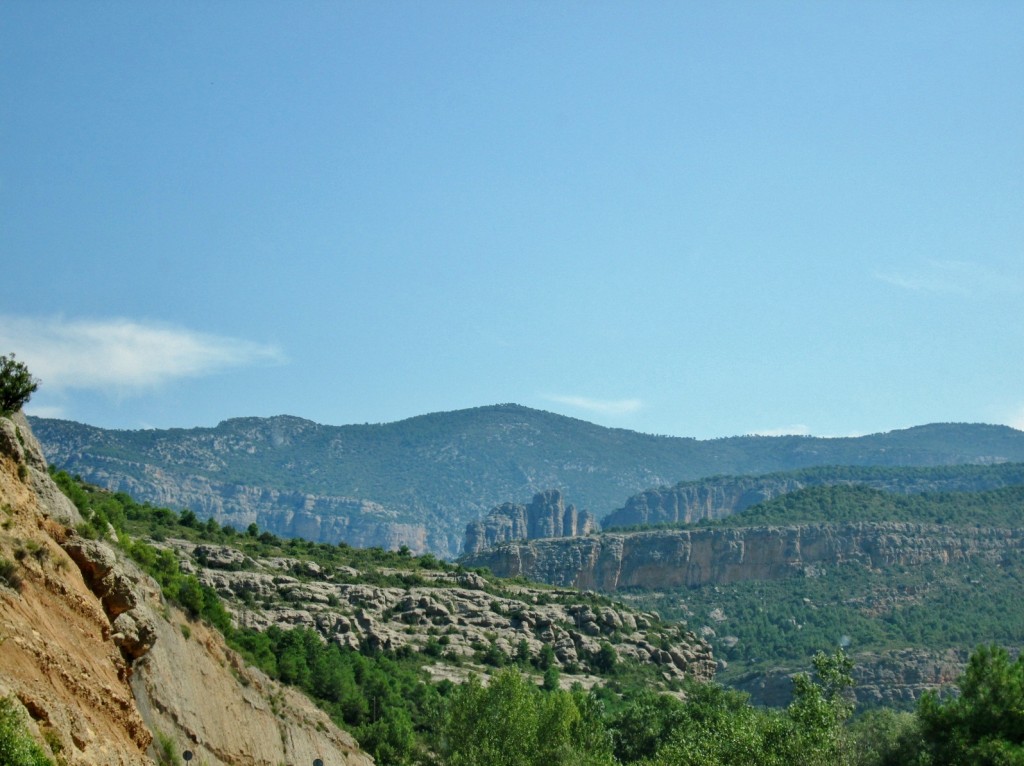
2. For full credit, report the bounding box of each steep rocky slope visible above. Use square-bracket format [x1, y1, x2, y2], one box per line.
[0, 413, 372, 766]
[31, 408, 1024, 556]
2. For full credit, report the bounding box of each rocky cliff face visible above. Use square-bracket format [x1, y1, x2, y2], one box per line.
[460, 522, 1024, 590]
[461, 521, 1024, 707]
[603, 477, 807, 529]
[463, 490, 597, 555]
[65, 459, 432, 555]
[0, 413, 373, 766]
[731, 648, 971, 708]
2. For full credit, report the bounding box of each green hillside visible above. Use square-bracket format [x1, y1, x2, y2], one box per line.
[615, 482, 1024, 704]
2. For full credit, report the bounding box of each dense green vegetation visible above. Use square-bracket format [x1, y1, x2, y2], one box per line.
[713, 483, 1024, 528]
[607, 478, 1024, 534]
[612, 481, 1024, 690]
[0, 696, 53, 766]
[45, 471, 1024, 764]
[634, 556, 1024, 670]
[915, 645, 1024, 765]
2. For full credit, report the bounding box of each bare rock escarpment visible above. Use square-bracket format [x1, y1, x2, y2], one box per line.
[1, 414, 153, 765]
[460, 522, 1024, 591]
[602, 465, 1024, 530]
[463, 489, 597, 555]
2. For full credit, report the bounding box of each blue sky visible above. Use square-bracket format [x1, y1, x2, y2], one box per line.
[2, 1, 1022, 438]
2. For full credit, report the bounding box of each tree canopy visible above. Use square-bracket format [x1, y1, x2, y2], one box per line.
[0, 353, 39, 415]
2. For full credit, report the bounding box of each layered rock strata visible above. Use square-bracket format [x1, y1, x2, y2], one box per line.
[604, 477, 806, 529]
[460, 523, 1024, 590]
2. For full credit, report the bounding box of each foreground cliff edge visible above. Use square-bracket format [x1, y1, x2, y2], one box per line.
[0, 412, 373, 766]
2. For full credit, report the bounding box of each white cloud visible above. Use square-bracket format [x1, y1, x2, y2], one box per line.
[0, 315, 284, 393]
[1009, 406, 1024, 432]
[544, 394, 643, 416]
[874, 260, 1020, 295]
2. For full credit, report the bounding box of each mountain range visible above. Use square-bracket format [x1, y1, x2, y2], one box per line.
[29, 405, 1024, 557]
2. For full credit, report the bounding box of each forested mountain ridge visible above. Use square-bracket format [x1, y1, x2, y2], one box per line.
[29, 406, 1024, 557]
[603, 463, 1024, 529]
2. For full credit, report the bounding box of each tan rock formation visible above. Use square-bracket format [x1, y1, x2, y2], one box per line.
[0, 414, 374, 766]
[131, 601, 372, 766]
[1, 418, 152, 765]
[171, 541, 716, 684]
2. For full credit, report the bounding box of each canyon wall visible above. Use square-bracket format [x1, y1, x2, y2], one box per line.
[461, 522, 1024, 590]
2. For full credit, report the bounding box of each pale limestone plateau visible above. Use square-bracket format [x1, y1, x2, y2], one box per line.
[169, 541, 716, 686]
[603, 477, 807, 529]
[463, 489, 597, 555]
[603, 468, 1024, 530]
[0, 413, 373, 766]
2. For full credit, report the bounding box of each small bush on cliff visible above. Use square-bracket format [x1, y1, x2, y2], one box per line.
[0, 696, 53, 766]
[0, 354, 40, 415]
[0, 556, 22, 590]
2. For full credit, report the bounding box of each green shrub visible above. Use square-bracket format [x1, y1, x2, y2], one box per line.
[153, 730, 181, 766]
[0, 557, 22, 590]
[0, 696, 53, 766]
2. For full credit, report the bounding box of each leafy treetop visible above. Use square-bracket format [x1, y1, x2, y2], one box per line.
[0, 354, 39, 415]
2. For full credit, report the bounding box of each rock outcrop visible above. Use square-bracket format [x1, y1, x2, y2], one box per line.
[0, 413, 374, 766]
[1, 415, 154, 764]
[68, 460, 432, 554]
[463, 490, 597, 555]
[131, 599, 372, 766]
[166, 540, 716, 685]
[733, 648, 970, 708]
[460, 522, 1024, 590]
